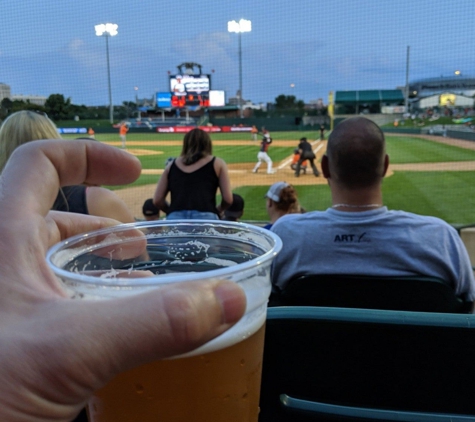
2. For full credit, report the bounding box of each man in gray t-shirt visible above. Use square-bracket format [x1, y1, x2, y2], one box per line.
[271, 117, 475, 302]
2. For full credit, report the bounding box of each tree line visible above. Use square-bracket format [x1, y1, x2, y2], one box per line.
[0, 93, 327, 122]
[0, 94, 137, 122]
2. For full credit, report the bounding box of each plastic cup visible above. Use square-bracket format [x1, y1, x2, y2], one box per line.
[46, 220, 282, 422]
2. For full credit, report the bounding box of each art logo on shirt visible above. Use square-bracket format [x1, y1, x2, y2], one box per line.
[334, 232, 369, 243]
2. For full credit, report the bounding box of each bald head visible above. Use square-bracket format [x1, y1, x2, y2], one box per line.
[326, 117, 386, 189]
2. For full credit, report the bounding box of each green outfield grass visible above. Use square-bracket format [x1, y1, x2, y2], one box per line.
[62, 130, 322, 143]
[232, 172, 475, 224]
[386, 136, 475, 163]
[79, 131, 475, 224]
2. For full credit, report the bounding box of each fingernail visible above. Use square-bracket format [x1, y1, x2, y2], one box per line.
[214, 281, 246, 324]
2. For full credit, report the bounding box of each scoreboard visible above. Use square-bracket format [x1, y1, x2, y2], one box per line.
[156, 74, 225, 108]
[171, 92, 210, 108]
[170, 74, 210, 108]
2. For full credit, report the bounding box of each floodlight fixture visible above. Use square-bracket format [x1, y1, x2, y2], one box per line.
[95, 23, 118, 37]
[227, 19, 252, 33]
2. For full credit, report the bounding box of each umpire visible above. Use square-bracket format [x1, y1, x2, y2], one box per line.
[295, 137, 320, 177]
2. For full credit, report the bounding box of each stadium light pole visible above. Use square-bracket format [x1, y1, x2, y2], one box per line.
[228, 19, 252, 119]
[134, 86, 141, 120]
[405, 45, 410, 115]
[95, 23, 118, 124]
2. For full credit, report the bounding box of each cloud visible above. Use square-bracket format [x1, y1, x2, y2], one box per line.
[171, 32, 232, 64]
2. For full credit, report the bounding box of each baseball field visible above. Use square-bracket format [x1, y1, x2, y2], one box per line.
[64, 131, 475, 224]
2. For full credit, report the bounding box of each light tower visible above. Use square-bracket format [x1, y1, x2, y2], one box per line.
[95, 23, 118, 124]
[227, 19, 252, 118]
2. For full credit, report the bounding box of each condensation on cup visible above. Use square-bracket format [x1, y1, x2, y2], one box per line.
[47, 220, 282, 422]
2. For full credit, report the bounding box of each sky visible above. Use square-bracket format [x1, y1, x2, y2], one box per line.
[1, 0, 474, 107]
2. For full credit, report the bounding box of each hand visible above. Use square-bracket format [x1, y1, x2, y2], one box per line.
[0, 140, 246, 421]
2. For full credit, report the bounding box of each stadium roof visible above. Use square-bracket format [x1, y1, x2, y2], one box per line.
[335, 90, 404, 104]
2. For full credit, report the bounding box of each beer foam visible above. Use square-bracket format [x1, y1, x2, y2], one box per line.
[49, 221, 281, 357]
[59, 272, 271, 357]
[203, 257, 237, 267]
[176, 276, 270, 358]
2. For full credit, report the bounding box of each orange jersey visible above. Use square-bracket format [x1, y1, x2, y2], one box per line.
[119, 125, 128, 135]
[292, 153, 307, 166]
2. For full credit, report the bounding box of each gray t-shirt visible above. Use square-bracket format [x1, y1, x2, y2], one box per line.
[271, 207, 475, 300]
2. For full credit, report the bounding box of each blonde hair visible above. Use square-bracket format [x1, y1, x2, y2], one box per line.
[0, 111, 60, 172]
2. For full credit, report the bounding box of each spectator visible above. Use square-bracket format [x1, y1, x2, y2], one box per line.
[223, 193, 245, 221]
[271, 117, 475, 304]
[142, 198, 160, 220]
[0, 138, 246, 420]
[0, 110, 135, 223]
[153, 128, 233, 220]
[263, 181, 300, 230]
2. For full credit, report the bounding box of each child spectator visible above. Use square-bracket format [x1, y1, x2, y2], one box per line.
[142, 198, 160, 221]
[223, 193, 245, 221]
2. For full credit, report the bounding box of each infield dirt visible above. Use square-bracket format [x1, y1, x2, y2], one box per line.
[112, 135, 475, 219]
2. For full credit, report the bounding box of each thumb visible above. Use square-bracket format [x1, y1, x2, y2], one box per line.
[33, 280, 246, 397]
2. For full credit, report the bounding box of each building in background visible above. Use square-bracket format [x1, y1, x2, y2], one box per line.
[409, 76, 475, 99]
[407, 76, 475, 111]
[11, 94, 47, 106]
[0, 84, 11, 102]
[334, 89, 405, 115]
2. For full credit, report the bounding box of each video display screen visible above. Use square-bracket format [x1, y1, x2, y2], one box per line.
[169, 74, 210, 96]
[156, 92, 172, 108]
[171, 93, 210, 108]
[209, 90, 225, 107]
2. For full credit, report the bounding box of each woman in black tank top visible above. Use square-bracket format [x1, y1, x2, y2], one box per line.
[153, 128, 233, 220]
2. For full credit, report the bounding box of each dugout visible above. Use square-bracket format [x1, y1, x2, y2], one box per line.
[335, 89, 405, 115]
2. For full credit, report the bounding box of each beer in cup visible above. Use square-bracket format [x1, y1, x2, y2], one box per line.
[47, 220, 282, 422]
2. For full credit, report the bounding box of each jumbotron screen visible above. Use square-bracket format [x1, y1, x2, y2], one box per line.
[171, 93, 210, 108]
[169, 74, 211, 95]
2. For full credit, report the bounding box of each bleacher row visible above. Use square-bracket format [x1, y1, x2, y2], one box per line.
[124, 117, 198, 129]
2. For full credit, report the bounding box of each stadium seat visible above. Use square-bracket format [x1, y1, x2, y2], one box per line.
[259, 306, 475, 422]
[268, 274, 473, 313]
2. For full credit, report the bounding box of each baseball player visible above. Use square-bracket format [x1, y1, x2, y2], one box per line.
[119, 122, 129, 149]
[252, 130, 275, 174]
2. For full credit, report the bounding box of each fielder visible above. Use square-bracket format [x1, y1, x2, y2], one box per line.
[119, 122, 129, 149]
[252, 131, 275, 174]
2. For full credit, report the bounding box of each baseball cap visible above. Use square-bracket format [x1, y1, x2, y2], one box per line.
[142, 198, 160, 216]
[265, 182, 290, 202]
[224, 193, 245, 218]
